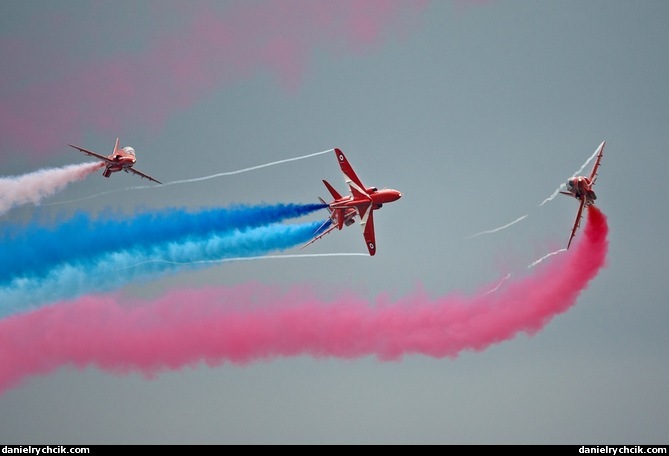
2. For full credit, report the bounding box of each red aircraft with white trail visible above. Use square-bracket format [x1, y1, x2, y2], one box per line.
[69, 137, 162, 184]
[301, 148, 401, 256]
[560, 141, 604, 249]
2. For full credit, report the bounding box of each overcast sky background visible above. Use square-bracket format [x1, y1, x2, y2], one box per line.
[1, 0, 668, 444]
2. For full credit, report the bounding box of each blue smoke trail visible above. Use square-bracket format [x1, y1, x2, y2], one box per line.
[0, 220, 327, 318]
[0, 202, 326, 285]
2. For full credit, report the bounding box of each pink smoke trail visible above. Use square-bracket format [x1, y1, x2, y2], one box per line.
[0, 206, 608, 396]
[0, 162, 103, 215]
[0, 1, 428, 156]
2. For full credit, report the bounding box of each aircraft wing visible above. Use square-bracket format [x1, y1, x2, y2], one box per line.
[357, 202, 377, 256]
[334, 148, 371, 201]
[567, 197, 586, 249]
[129, 167, 162, 184]
[588, 141, 605, 183]
[299, 220, 336, 250]
[68, 144, 112, 164]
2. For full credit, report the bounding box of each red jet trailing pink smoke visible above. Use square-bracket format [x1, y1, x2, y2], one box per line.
[0, 206, 608, 396]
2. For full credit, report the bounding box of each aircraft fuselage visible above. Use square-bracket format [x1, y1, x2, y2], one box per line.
[331, 189, 402, 209]
[567, 176, 596, 205]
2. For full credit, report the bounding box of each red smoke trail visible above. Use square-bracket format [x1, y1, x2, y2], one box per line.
[0, 207, 608, 396]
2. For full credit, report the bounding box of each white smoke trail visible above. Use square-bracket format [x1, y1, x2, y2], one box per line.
[481, 273, 511, 296]
[162, 148, 334, 186]
[0, 162, 103, 215]
[527, 248, 567, 268]
[479, 248, 567, 296]
[120, 252, 369, 270]
[465, 214, 529, 239]
[539, 145, 602, 206]
[45, 148, 334, 206]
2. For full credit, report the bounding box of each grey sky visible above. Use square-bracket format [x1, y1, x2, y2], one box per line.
[0, 0, 668, 444]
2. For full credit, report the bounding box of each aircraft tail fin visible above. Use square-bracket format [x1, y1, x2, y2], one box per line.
[112, 137, 120, 155]
[323, 179, 342, 200]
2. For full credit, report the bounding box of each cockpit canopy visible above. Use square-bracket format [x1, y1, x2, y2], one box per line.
[122, 147, 136, 156]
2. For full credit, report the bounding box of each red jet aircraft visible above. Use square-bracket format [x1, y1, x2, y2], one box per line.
[301, 148, 402, 256]
[69, 137, 162, 184]
[560, 140, 605, 249]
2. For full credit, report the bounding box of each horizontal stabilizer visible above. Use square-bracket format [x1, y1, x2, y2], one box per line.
[323, 180, 342, 200]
